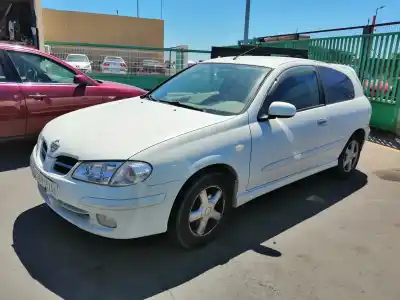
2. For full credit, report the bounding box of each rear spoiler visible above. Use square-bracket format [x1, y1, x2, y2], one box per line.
[211, 46, 308, 59]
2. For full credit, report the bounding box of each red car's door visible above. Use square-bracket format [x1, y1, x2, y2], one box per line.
[0, 50, 26, 139]
[6, 50, 103, 135]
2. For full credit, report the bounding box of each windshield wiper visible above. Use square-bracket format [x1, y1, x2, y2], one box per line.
[140, 93, 156, 101]
[140, 95, 205, 112]
[163, 101, 205, 112]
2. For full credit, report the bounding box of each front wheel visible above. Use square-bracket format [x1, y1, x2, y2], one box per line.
[335, 137, 362, 179]
[170, 173, 233, 249]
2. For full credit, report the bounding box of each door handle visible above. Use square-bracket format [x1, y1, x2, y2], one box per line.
[317, 118, 327, 126]
[29, 94, 47, 101]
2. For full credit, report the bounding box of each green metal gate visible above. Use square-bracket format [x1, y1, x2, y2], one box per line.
[252, 32, 400, 134]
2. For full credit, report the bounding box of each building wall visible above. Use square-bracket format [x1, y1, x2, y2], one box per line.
[42, 8, 164, 48]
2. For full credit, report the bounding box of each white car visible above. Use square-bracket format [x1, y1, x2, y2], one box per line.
[30, 56, 371, 249]
[100, 56, 128, 74]
[64, 54, 92, 73]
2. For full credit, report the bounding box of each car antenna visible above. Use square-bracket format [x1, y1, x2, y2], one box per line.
[233, 44, 259, 60]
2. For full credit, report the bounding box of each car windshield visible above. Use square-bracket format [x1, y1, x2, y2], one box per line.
[66, 55, 89, 62]
[149, 63, 271, 115]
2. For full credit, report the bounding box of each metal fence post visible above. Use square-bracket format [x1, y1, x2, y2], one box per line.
[395, 83, 400, 136]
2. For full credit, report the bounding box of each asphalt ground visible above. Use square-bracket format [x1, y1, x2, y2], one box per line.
[0, 136, 399, 300]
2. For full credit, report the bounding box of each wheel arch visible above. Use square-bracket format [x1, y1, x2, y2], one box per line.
[167, 163, 239, 230]
[352, 128, 366, 146]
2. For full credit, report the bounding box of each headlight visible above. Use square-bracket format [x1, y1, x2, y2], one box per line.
[72, 161, 152, 186]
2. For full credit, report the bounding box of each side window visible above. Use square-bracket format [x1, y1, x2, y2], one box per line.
[317, 66, 355, 104]
[0, 51, 11, 83]
[0, 63, 6, 83]
[7, 51, 76, 84]
[266, 66, 320, 111]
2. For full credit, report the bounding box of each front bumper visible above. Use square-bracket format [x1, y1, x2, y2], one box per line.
[30, 146, 181, 239]
[101, 69, 128, 74]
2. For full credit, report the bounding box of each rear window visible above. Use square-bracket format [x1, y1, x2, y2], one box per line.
[105, 57, 123, 62]
[317, 66, 355, 104]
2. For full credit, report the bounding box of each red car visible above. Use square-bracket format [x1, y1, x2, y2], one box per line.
[0, 44, 146, 141]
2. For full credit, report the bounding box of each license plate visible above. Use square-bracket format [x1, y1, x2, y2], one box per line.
[31, 163, 58, 195]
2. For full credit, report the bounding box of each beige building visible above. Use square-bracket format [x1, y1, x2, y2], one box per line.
[42, 8, 164, 48]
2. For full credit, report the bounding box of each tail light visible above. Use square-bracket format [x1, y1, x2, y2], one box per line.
[120, 63, 127, 67]
[103, 63, 110, 67]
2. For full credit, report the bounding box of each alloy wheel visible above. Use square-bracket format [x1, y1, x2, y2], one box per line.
[343, 140, 360, 172]
[188, 186, 225, 236]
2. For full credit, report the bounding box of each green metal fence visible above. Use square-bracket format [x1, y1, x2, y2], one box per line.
[253, 32, 400, 134]
[45, 41, 211, 90]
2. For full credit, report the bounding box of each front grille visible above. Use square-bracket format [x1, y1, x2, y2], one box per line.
[58, 199, 89, 215]
[40, 140, 48, 161]
[53, 156, 78, 175]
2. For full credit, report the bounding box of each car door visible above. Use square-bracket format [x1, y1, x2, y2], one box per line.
[0, 50, 26, 139]
[316, 66, 362, 161]
[248, 66, 332, 190]
[5, 50, 103, 135]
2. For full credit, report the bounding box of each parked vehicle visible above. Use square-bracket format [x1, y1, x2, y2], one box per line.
[100, 56, 128, 74]
[65, 54, 92, 73]
[0, 44, 146, 140]
[141, 59, 166, 74]
[30, 56, 371, 249]
[364, 75, 400, 100]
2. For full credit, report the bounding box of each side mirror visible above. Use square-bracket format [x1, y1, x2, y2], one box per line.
[268, 101, 296, 118]
[74, 74, 89, 85]
[258, 101, 296, 121]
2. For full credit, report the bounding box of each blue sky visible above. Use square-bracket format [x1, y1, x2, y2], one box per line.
[42, 0, 400, 50]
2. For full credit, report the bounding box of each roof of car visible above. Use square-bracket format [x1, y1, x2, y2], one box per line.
[0, 43, 40, 52]
[202, 55, 310, 68]
[67, 54, 88, 56]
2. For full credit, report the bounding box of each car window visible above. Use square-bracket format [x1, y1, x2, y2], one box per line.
[266, 66, 320, 111]
[8, 51, 76, 84]
[317, 66, 355, 104]
[66, 55, 89, 62]
[105, 57, 123, 62]
[0, 62, 7, 83]
[150, 63, 271, 115]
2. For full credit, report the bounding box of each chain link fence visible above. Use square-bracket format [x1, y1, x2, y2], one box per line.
[45, 42, 211, 77]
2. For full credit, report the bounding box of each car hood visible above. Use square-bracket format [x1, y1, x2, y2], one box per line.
[41, 98, 231, 160]
[99, 80, 146, 92]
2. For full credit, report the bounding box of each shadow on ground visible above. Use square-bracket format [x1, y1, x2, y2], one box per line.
[12, 170, 367, 300]
[368, 128, 400, 150]
[0, 140, 35, 172]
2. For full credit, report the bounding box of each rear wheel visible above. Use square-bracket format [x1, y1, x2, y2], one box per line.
[170, 173, 233, 249]
[335, 137, 362, 179]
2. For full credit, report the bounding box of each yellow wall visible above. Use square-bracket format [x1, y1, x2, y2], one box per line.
[42, 8, 164, 48]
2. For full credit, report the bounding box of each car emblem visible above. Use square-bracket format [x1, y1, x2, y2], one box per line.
[50, 140, 60, 153]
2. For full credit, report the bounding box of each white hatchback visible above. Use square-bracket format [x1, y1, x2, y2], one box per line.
[30, 56, 371, 249]
[64, 54, 92, 73]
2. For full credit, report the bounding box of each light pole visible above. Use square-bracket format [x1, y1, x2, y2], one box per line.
[137, 0, 139, 17]
[243, 0, 251, 44]
[161, 0, 163, 20]
[372, 5, 386, 26]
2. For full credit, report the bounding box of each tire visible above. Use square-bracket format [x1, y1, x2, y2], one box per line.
[335, 136, 362, 179]
[170, 173, 234, 249]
